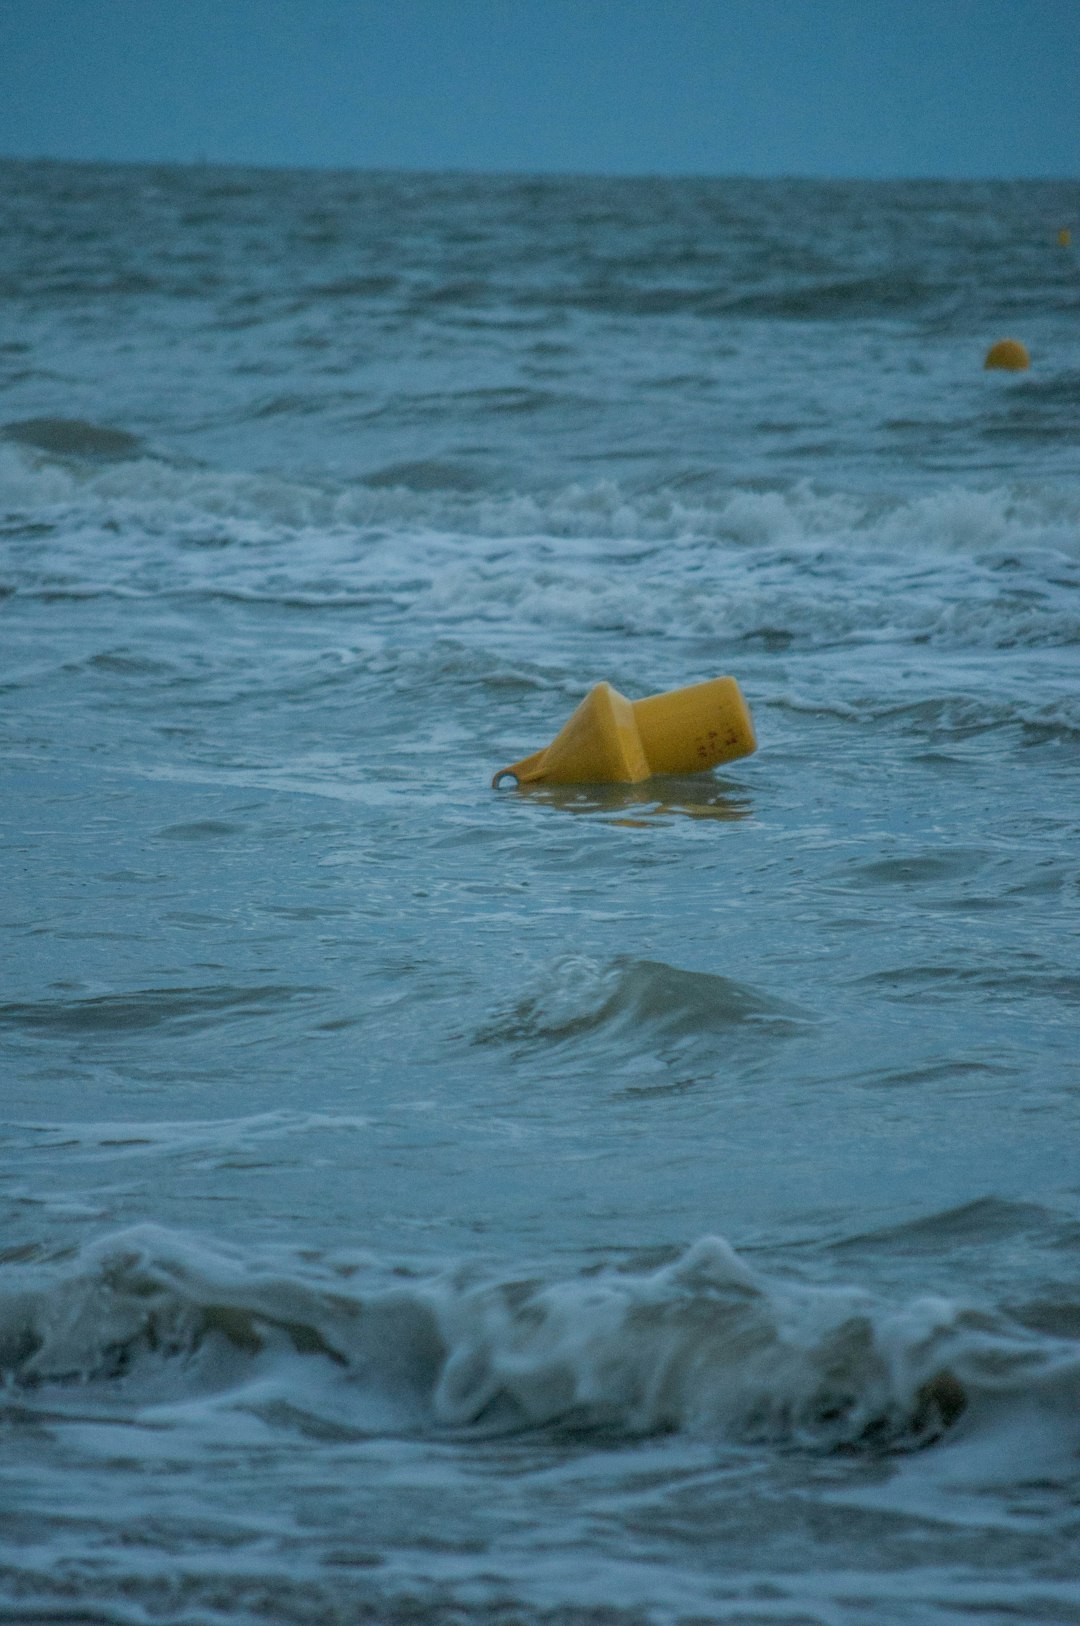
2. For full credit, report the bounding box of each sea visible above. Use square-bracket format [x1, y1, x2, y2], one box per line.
[1, 158, 1079, 1626]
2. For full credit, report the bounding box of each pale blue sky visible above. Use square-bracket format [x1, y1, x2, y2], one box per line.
[1, 0, 1077, 179]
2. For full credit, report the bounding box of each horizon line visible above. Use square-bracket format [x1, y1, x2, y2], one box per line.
[2, 150, 1077, 187]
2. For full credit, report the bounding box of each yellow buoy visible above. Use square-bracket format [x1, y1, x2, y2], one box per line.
[984, 338, 1030, 371]
[1058, 228, 1071, 247]
[492, 677, 756, 788]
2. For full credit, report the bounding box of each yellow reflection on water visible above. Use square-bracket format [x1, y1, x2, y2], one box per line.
[507, 774, 754, 826]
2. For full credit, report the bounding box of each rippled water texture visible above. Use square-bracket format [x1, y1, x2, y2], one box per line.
[2, 161, 1080, 1624]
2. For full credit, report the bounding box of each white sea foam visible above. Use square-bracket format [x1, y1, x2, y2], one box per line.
[4, 444, 1078, 663]
[3, 1226, 1077, 1464]
[4, 438, 1080, 547]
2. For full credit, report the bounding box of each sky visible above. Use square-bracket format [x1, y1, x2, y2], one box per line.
[0, 0, 1077, 180]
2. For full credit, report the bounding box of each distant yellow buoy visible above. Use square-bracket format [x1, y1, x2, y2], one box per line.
[1058, 228, 1071, 247]
[492, 677, 756, 788]
[983, 338, 1030, 372]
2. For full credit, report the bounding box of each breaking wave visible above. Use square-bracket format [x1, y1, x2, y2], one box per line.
[3, 442, 1078, 651]
[4, 433, 1080, 547]
[3, 1226, 1079, 1457]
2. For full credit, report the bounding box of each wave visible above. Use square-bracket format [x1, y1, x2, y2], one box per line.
[0, 982, 321, 1038]
[774, 687, 1080, 746]
[831, 1195, 1057, 1255]
[530, 270, 954, 322]
[2, 1226, 1079, 1458]
[856, 962, 1080, 1006]
[1, 416, 147, 461]
[3, 445, 1078, 720]
[474, 955, 809, 1053]
[4, 434, 1079, 556]
[4, 432, 1079, 542]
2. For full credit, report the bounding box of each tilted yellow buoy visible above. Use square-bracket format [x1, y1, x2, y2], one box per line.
[492, 677, 756, 788]
[1058, 228, 1071, 247]
[984, 338, 1030, 371]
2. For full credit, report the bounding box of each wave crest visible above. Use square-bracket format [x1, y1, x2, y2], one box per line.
[3, 1226, 1079, 1455]
[474, 955, 808, 1051]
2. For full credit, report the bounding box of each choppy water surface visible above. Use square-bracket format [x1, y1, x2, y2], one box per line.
[2, 160, 1079, 1624]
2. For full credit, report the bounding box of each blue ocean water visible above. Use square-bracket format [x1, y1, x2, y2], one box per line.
[1, 159, 1080, 1624]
